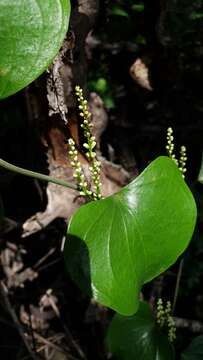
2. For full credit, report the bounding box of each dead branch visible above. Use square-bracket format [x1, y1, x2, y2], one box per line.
[174, 317, 203, 334]
[0, 281, 39, 360]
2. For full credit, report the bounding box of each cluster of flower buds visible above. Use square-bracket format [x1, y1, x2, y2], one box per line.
[75, 86, 96, 159]
[74, 86, 102, 200]
[166, 127, 178, 166]
[68, 86, 102, 200]
[68, 138, 92, 197]
[156, 298, 176, 343]
[156, 298, 165, 328]
[89, 160, 102, 200]
[166, 127, 187, 178]
[179, 146, 187, 178]
[165, 301, 176, 342]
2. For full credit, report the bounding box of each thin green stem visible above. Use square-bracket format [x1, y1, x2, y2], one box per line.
[0, 158, 78, 191]
[172, 258, 184, 315]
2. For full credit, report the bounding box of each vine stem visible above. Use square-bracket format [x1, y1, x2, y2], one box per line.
[0, 158, 78, 190]
[172, 258, 184, 315]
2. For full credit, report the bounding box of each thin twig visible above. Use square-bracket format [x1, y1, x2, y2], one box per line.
[33, 248, 56, 270]
[37, 257, 62, 273]
[0, 158, 77, 190]
[36, 333, 79, 359]
[59, 320, 87, 360]
[46, 292, 87, 360]
[36, 333, 66, 352]
[172, 258, 184, 314]
[28, 305, 37, 354]
[0, 281, 39, 360]
[33, 332, 70, 356]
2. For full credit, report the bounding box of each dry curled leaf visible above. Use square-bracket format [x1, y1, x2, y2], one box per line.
[20, 303, 55, 331]
[130, 58, 153, 91]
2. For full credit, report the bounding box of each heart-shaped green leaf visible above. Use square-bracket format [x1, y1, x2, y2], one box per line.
[0, 0, 70, 99]
[107, 302, 175, 360]
[181, 336, 203, 360]
[64, 156, 196, 315]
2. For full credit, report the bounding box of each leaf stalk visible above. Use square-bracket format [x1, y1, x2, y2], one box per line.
[0, 158, 78, 190]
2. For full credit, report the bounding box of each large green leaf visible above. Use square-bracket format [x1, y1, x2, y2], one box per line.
[0, 0, 70, 99]
[181, 336, 203, 360]
[107, 302, 175, 360]
[64, 156, 196, 315]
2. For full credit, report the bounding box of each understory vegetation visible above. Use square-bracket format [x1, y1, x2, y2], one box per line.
[0, 1, 203, 359]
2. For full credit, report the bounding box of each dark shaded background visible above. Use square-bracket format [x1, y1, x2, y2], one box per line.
[0, 0, 203, 358]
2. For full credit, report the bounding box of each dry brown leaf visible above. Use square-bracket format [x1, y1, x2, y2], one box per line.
[130, 58, 153, 91]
